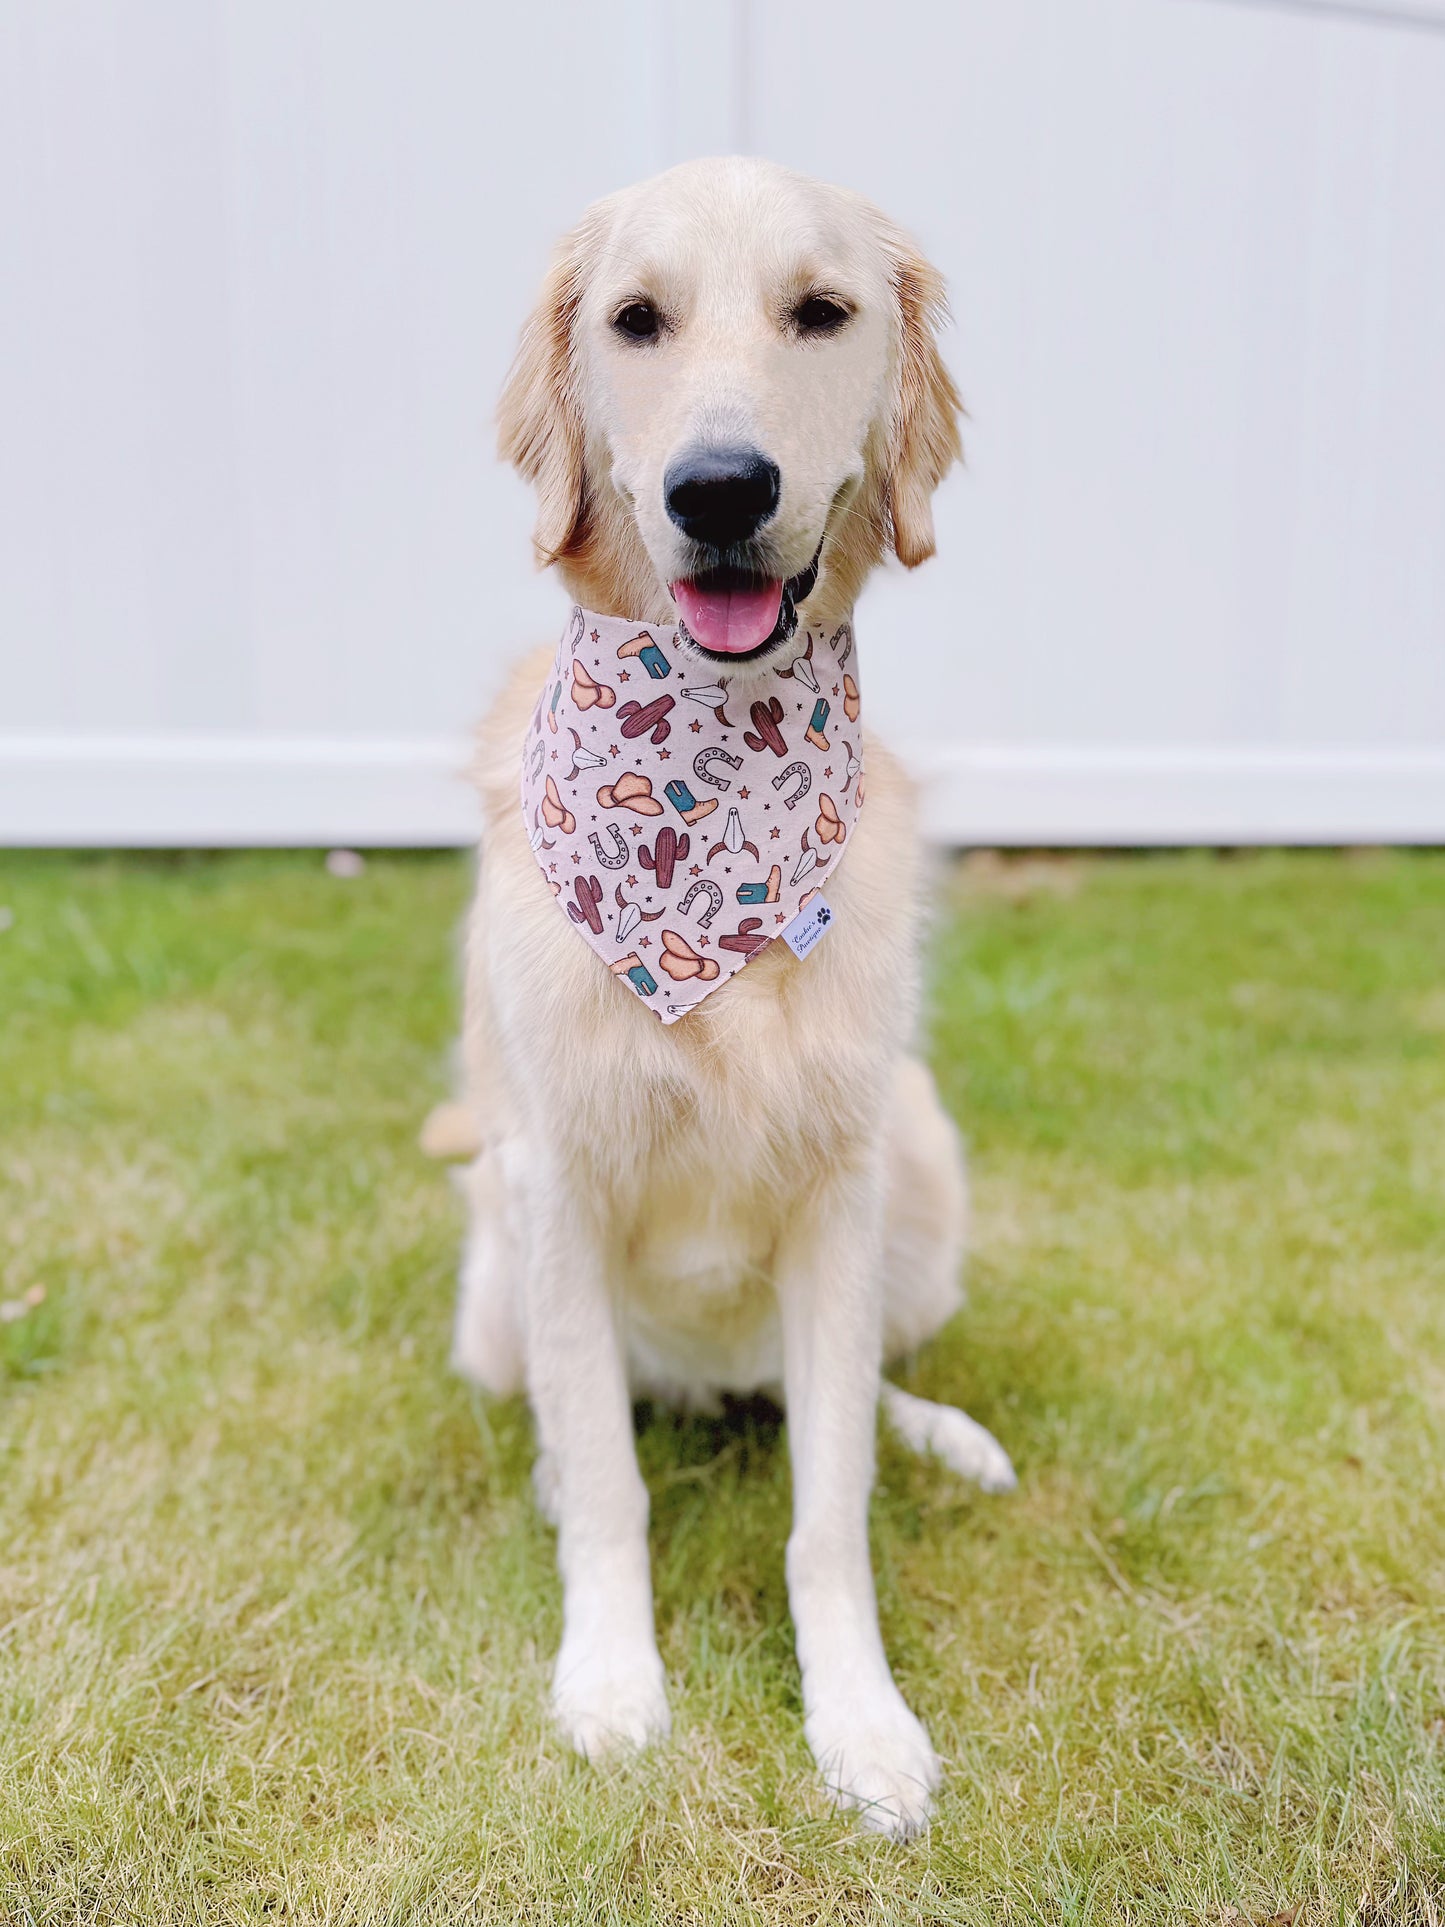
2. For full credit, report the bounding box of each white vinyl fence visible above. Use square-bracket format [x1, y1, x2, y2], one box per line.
[2, 0, 1443, 845]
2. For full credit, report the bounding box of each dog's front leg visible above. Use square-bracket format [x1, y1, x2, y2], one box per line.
[779, 1158, 940, 1836]
[521, 1166, 669, 1757]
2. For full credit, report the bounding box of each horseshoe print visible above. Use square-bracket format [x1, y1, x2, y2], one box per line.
[588, 824, 630, 869]
[527, 737, 546, 784]
[771, 760, 812, 809]
[693, 746, 742, 792]
[678, 878, 724, 928]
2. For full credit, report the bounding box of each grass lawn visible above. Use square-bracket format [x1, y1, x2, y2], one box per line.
[1, 848, 1443, 1925]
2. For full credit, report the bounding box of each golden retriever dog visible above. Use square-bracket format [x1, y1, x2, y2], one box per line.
[445, 156, 1015, 1836]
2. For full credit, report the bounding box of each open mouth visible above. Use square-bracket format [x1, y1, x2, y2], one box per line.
[670, 547, 822, 662]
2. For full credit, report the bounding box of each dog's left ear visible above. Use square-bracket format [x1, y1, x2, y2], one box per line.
[882, 240, 963, 569]
[498, 224, 590, 567]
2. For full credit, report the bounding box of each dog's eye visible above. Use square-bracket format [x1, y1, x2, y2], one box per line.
[793, 295, 850, 335]
[613, 301, 661, 341]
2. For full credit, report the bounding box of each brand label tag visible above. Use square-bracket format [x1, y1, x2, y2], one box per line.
[780, 896, 834, 960]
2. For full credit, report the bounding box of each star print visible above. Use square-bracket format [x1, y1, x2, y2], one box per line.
[658, 748, 671, 761]
[738, 786, 750, 799]
[629, 824, 642, 836]
[724, 865, 731, 874]
[609, 744, 620, 757]
[618, 670, 631, 682]
[688, 865, 701, 877]
[590, 629, 600, 644]
[570, 852, 581, 864]
[823, 766, 833, 778]
[549, 749, 558, 761]
[688, 718, 702, 733]
[774, 911, 787, 924]
[832, 684, 840, 697]
[626, 874, 638, 887]
[697, 934, 710, 947]
[769, 826, 781, 839]
[547, 861, 557, 874]
[638, 935, 651, 948]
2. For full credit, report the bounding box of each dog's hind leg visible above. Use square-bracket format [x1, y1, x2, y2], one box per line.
[451, 1145, 525, 1397]
[879, 1061, 1016, 1492]
[881, 1383, 1017, 1492]
[880, 1057, 968, 1358]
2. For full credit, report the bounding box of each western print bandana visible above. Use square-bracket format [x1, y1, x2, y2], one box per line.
[521, 604, 864, 1022]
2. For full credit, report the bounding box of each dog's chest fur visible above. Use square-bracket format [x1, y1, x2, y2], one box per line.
[588, 944, 903, 1401]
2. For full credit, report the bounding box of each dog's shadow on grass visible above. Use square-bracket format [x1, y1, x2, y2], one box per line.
[632, 1396, 797, 1644]
[625, 1361, 1036, 1650]
[635, 1395, 788, 1524]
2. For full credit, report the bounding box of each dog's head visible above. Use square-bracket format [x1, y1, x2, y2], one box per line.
[500, 158, 961, 666]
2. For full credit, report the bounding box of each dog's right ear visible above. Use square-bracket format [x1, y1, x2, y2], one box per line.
[498, 227, 589, 567]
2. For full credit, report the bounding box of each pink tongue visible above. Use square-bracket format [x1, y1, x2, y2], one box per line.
[672, 577, 783, 655]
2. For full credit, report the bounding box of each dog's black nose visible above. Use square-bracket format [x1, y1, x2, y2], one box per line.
[664, 447, 780, 548]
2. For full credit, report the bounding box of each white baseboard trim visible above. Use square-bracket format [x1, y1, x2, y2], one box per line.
[1, 735, 1443, 847]
[1199, 0, 1445, 34]
[0, 736, 480, 847]
[909, 744, 1445, 845]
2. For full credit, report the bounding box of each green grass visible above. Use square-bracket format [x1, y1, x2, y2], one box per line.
[1, 848, 1443, 1925]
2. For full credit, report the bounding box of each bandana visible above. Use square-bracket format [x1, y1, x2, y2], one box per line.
[520, 604, 864, 1021]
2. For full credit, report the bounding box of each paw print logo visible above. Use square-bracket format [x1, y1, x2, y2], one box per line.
[815, 905, 832, 927]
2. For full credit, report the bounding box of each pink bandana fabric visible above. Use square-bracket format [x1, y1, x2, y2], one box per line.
[521, 605, 864, 1021]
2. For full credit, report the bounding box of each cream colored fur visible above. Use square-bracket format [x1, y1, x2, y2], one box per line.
[448, 159, 1013, 1838]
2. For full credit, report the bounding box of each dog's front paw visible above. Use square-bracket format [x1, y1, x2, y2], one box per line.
[552, 1636, 670, 1760]
[806, 1686, 940, 1838]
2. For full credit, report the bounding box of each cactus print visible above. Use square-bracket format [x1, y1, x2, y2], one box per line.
[521, 606, 864, 1022]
